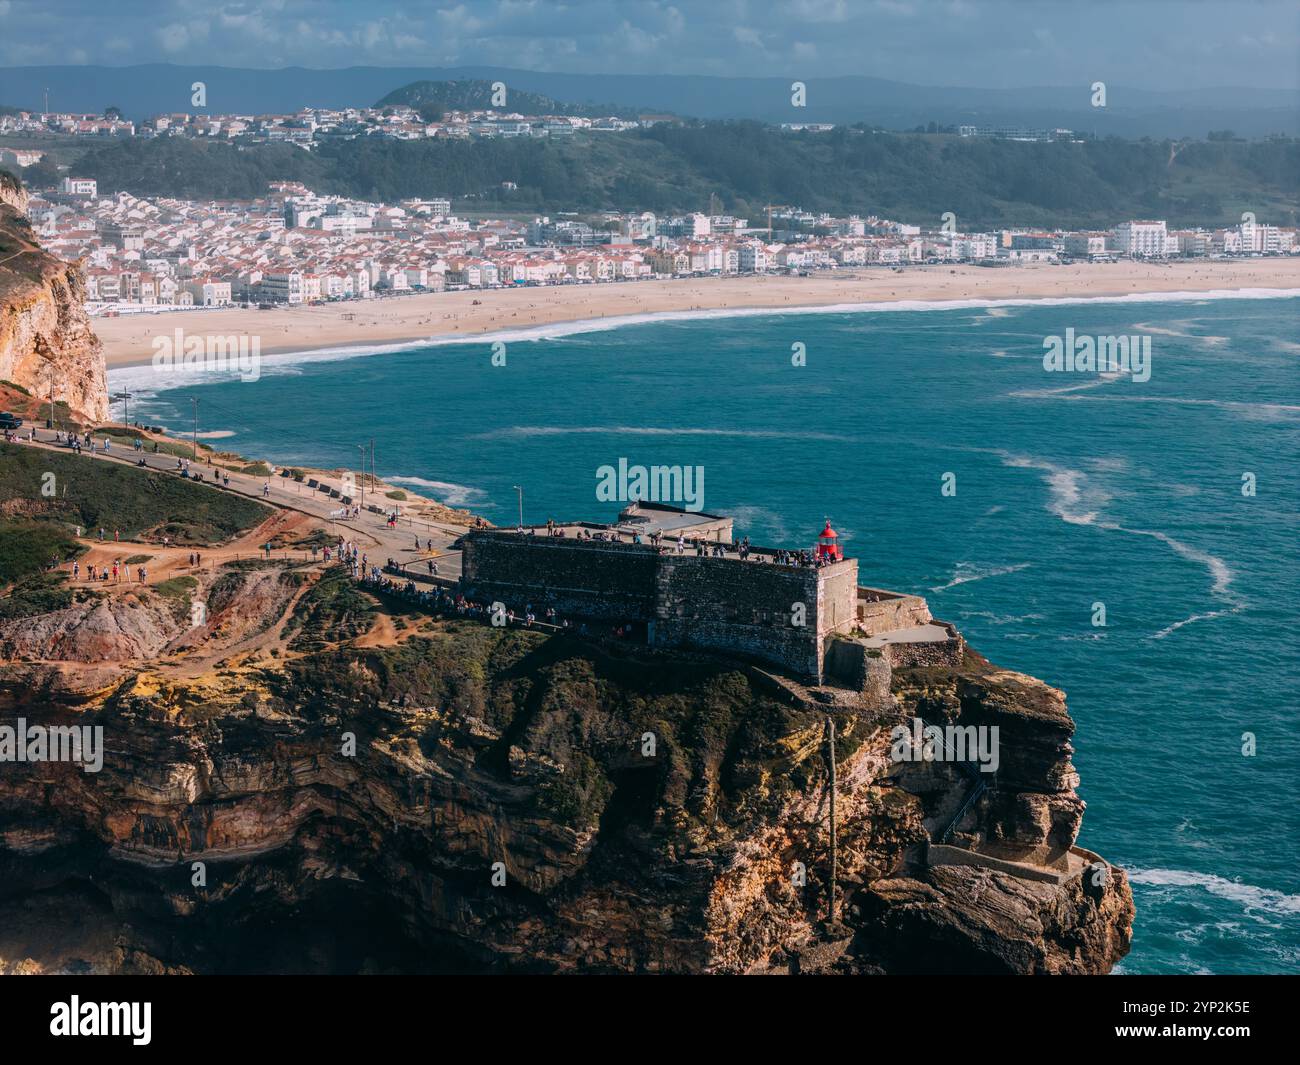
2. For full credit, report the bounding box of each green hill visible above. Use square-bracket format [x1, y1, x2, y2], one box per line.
[0, 443, 272, 552]
[64, 124, 1300, 230]
[375, 79, 632, 120]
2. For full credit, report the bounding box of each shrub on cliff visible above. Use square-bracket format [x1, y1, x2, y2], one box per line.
[0, 518, 82, 583]
[0, 572, 74, 618]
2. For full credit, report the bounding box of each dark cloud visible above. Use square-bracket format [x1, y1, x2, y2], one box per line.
[1, 0, 1296, 90]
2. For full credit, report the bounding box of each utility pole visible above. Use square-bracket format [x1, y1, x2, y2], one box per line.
[190, 396, 199, 458]
[112, 390, 132, 425]
[825, 715, 838, 925]
[512, 484, 523, 529]
[46, 363, 55, 430]
[356, 443, 366, 508]
[370, 438, 375, 497]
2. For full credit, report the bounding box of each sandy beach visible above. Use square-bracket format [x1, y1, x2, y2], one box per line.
[94, 258, 1300, 368]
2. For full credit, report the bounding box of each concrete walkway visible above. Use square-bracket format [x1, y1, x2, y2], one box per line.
[860, 623, 951, 647]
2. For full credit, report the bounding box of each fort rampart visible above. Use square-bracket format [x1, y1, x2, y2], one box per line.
[459, 530, 859, 680]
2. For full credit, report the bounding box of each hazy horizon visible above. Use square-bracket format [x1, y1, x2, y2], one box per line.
[2, 60, 1296, 98]
[0, 0, 1296, 93]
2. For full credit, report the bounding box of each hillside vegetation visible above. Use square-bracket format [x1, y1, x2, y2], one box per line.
[0, 443, 272, 547]
[376, 79, 634, 120]
[64, 125, 1300, 229]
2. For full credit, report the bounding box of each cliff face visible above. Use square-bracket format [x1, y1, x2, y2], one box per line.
[0, 563, 1133, 974]
[0, 173, 108, 423]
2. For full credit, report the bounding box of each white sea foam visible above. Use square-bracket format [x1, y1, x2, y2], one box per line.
[1133, 320, 1230, 345]
[960, 609, 1045, 626]
[387, 476, 487, 508]
[930, 561, 1032, 592]
[474, 425, 852, 442]
[999, 454, 1110, 525]
[1021, 393, 1300, 421]
[1150, 610, 1237, 640]
[1128, 868, 1300, 918]
[1011, 369, 1128, 398]
[995, 450, 1246, 634]
[107, 288, 1300, 393]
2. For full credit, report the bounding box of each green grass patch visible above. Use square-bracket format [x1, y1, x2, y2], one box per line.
[0, 443, 271, 546]
[385, 490, 407, 501]
[0, 572, 75, 618]
[288, 528, 342, 550]
[152, 575, 198, 600]
[93, 429, 208, 460]
[0, 519, 83, 584]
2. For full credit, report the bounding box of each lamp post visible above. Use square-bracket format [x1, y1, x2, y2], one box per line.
[356, 444, 366, 508]
[189, 397, 199, 459]
[512, 485, 523, 530]
[112, 390, 132, 425]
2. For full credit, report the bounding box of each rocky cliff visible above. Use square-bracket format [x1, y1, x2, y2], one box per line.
[0, 559, 1133, 974]
[0, 172, 108, 423]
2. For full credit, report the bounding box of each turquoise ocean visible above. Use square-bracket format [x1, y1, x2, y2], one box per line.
[114, 291, 1300, 974]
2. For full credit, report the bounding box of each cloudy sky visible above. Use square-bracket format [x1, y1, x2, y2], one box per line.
[1, 0, 1296, 90]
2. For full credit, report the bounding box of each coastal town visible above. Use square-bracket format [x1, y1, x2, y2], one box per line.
[12, 170, 1298, 315]
[0, 102, 648, 145]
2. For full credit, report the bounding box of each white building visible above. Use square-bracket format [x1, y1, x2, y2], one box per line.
[953, 233, 1000, 260]
[1063, 233, 1108, 258]
[60, 177, 97, 198]
[183, 278, 232, 307]
[261, 271, 304, 304]
[1113, 220, 1169, 258]
[738, 243, 769, 272]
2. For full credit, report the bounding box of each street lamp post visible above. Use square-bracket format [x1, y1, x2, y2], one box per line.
[356, 444, 367, 508]
[190, 397, 199, 459]
[512, 485, 523, 530]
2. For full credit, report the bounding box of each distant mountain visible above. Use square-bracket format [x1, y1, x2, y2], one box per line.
[0, 64, 1295, 139]
[375, 79, 634, 119]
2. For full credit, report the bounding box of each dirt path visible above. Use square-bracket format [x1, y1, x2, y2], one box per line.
[66, 509, 333, 590]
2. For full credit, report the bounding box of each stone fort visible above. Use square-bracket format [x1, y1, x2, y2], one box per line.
[458, 502, 958, 685]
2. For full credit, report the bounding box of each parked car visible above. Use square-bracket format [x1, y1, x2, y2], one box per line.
[0, 412, 23, 430]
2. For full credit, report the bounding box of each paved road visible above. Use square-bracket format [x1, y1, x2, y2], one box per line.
[5, 425, 467, 580]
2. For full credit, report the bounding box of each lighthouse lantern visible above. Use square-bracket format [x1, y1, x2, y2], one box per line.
[816, 520, 842, 562]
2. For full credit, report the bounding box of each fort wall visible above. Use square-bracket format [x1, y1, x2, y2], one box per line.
[856, 587, 932, 636]
[459, 533, 659, 620]
[458, 531, 859, 681]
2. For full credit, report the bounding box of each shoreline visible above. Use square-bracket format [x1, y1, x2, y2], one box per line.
[94, 259, 1300, 370]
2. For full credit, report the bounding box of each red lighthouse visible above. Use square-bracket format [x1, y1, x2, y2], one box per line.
[816, 520, 842, 562]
